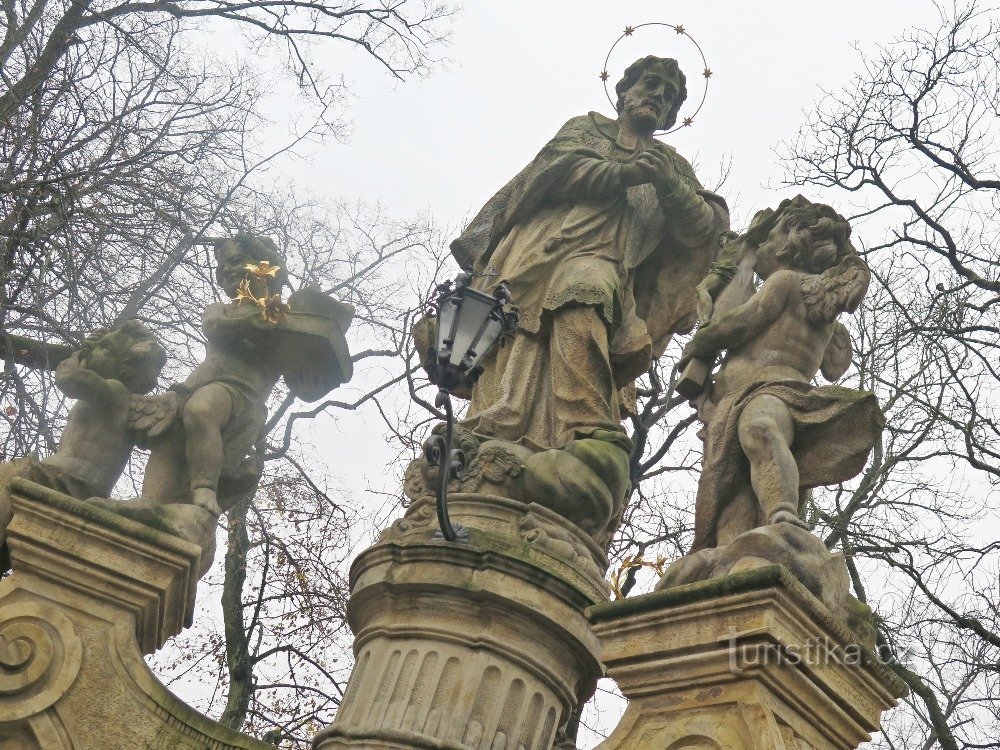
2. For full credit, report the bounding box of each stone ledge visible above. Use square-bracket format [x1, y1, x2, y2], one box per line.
[0, 478, 272, 750]
[7, 478, 201, 652]
[588, 565, 907, 750]
[588, 563, 904, 696]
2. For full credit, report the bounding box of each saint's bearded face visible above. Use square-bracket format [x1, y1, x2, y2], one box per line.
[621, 65, 680, 134]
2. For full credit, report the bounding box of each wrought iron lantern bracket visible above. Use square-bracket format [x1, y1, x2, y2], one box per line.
[424, 276, 518, 542]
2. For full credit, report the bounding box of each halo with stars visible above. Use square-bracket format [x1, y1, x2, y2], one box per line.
[601, 22, 712, 135]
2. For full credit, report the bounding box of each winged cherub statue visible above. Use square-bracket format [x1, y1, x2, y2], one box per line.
[658, 197, 882, 616]
[0, 321, 167, 566]
[138, 236, 355, 518]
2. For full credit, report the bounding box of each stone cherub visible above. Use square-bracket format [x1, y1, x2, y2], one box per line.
[89, 236, 354, 576]
[659, 197, 883, 622]
[0, 321, 168, 565]
[157, 237, 351, 515]
[411, 55, 729, 542]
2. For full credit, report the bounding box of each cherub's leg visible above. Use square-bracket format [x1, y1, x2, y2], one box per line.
[737, 394, 808, 528]
[181, 384, 234, 516]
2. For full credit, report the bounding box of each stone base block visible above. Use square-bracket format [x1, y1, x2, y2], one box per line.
[0, 479, 270, 750]
[587, 565, 907, 750]
[314, 496, 608, 750]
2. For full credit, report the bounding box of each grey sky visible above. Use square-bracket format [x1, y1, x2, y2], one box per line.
[299, 0, 942, 229]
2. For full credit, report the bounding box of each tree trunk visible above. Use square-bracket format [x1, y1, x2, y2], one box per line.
[220, 497, 252, 730]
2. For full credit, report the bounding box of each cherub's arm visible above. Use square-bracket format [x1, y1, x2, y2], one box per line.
[682, 270, 796, 360]
[54, 352, 118, 405]
[202, 302, 269, 345]
[695, 232, 744, 324]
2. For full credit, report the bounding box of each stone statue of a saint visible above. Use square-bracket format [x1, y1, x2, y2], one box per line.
[659, 196, 882, 624]
[416, 56, 729, 538]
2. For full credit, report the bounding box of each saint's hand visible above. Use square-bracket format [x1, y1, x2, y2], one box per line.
[635, 148, 679, 192]
[619, 161, 649, 188]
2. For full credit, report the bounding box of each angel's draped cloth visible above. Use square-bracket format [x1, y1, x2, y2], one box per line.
[452, 112, 729, 451]
[691, 380, 885, 552]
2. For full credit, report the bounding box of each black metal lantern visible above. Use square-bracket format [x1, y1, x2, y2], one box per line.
[425, 274, 518, 542]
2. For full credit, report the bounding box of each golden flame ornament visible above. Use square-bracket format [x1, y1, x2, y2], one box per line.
[244, 260, 281, 279]
[609, 553, 667, 600]
[234, 260, 290, 323]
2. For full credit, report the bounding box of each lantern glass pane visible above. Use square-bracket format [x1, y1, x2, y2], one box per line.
[462, 311, 505, 371]
[436, 294, 459, 359]
[449, 289, 494, 370]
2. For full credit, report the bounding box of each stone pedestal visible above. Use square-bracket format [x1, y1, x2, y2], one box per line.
[0, 478, 271, 750]
[313, 494, 609, 750]
[587, 565, 907, 750]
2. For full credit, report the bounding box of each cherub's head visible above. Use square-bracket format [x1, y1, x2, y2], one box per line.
[213, 235, 289, 299]
[79, 321, 167, 394]
[744, 196, 854, 279]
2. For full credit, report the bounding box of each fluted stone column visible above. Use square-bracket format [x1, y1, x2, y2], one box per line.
[587, 565, 907, 750]
[313, 494, 609, 750]
[0, 478, 271, 750]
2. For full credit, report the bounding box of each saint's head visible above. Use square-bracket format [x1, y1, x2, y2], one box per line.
[214, 235, 289, 299]
[615, 56, 688, 133]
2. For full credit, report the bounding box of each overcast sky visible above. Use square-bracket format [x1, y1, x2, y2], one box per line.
[296, 0, 943, 228]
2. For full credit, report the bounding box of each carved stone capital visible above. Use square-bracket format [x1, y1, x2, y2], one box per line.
[315, 493, 608, 750]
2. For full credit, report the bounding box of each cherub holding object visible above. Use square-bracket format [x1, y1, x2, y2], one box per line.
[140, 235, 354, 519]
[678, 196, 883, 552]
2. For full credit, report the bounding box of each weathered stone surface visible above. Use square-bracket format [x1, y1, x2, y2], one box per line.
[668, 197, 881, 609]
[313, 493, 607, 750]
[139, 237, 354, 522]
[589, 565, 906, 750]
[410, 56, 730, 540]
[0, 322, 167, 566]
[657, 522, 876, 645]
[0, 479, 271, 750]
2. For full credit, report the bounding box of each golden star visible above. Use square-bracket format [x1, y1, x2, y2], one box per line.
[675, 24, 686, 34]
[703, 68, 713, 78]
[683, 117, 694, 127]
[624, 26, 635, 36]
[600, 70, 609, 81]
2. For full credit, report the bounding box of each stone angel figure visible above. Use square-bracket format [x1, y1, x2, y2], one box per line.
[138, 237, 353, 518]
[677, 195, 880, 547]
[659, 197, 883, 617]
[89, 236, 354, 577]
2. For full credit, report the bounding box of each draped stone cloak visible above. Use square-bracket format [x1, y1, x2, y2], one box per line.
[451, 112, 729, 450]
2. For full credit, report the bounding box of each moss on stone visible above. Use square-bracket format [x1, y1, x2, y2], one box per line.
[587, 563, 905, 695]
[462, 527, 607, 603]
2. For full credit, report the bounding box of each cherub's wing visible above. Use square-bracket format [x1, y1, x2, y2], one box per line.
[128, 391, 180, 444]
[802, 254, 871, 325]
[820, 321, 854, 382]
